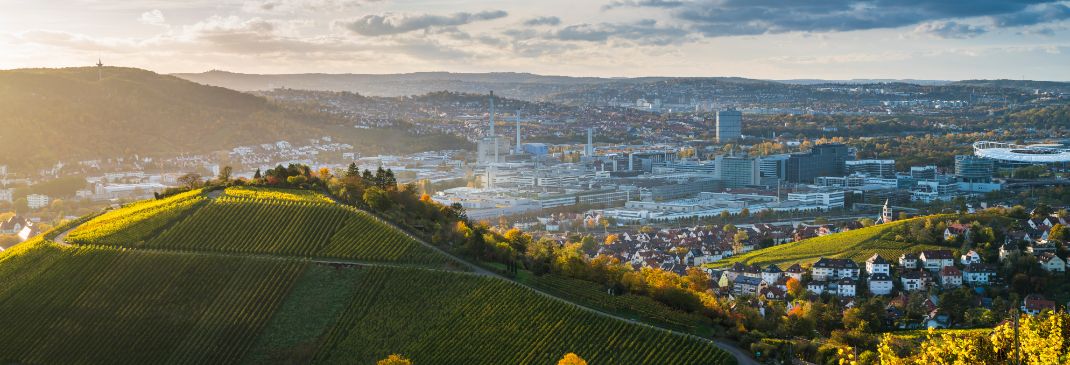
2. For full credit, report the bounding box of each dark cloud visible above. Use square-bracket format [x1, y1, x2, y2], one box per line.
[339, 10, 508, 36]
[522, 16, 561, 26]
[614, 0, 1070, 37]
[914, 21, 988, 38]
[545, 19, 689, 45]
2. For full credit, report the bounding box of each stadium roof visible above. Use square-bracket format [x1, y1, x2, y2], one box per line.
[973, 141, 1070, 164]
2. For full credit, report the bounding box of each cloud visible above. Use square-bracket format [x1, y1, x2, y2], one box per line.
[338, 10, 509, 36]
[139, 9, 166, 26]
[523, 16, 561, 26]
[241, 0, 380, 13]
[913, 21, 988, 39]
[603, 0, 685, 10]
[544, 20, 690, 46]
[665, 0, 1070, 37]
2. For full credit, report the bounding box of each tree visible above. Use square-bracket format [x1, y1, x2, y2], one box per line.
[377, 354, 412, 365]
[1049, 223, 1068, 243]
[557, 353, 587, 365]
[786, 277, 804, 298]
[346, 162, 359, 177]
[253, 168, 262, 180]
[177, 173, 202, 189]
[364, 187, 392, 212]
[218, 166, 233, 183]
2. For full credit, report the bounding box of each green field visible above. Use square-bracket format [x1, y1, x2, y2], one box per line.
[712, 216, 953, 268]
[66, 189, 207, 245]
[0, 190, 734, 365]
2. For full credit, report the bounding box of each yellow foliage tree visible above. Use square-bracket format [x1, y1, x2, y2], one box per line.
[557, 353, 587, 365]
[377, 354, 412, 365]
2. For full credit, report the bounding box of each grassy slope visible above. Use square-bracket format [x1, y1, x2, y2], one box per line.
[713, 216, 954, 268]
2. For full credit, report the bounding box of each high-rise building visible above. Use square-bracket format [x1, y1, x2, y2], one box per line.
[715, 109, 742, 143]
[757, 154, 790, 181]
[477, 91, 508, 165]
[785, 143, 852, 183]
[716, 155, 760, 187]
[585, 128, 594, 157]
[910, 165, 937, 180]
[846, 159, 896, 179]
[954, 155, 994, 183]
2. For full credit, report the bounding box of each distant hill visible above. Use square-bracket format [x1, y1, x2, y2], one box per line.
[0, 187, 733, 364]
[0, 67, 468, 172]
[950, 79, 1070, 93]
[777, 79, 951, 86]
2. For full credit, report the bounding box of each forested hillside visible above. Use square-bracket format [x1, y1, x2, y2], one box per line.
[0, 67, 467, 171]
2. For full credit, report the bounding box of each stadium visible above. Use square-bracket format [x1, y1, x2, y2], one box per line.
[973, 141, 1070, 166]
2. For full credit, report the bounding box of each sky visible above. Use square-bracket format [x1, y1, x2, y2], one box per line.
[1, 0, 1069, 80]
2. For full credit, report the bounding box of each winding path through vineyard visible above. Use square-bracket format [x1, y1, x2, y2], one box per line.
[44, 190, 757, 365]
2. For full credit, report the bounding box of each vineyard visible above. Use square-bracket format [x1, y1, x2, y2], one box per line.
[311, 266, 733, 365]
[713, 216, 952, 268]
[66, 189, 207, 246]
[62, 187, 450, 265]
[526, 273, 710, 333]
[0, 243, 305, 365]
[223, 186, 334, 203]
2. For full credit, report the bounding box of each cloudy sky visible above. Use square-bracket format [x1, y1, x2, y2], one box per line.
[2, 0, 1069, 80]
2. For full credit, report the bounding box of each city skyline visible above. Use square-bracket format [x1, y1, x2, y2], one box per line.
[1, 0, 1069, 80]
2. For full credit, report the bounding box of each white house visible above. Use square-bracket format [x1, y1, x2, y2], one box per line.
[1037, 253, 1066, 273]
[811, 258, 860, 281]
[836, 278, 857, 297]
[919, 250, 955, 272]
[899, 253, 919, 269]
[960, 250, 982, 266]
[785, 264, 805, 282]
[761, 264, 783, 284]
[869, 273, 894, 295]
[963, 264, 996, 285]
[866, 254, 891, 276]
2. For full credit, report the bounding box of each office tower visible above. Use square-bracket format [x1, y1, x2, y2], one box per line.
[785, 143, 852, 183]
[954, 155, 994, 183]
[715, 109, 742, 143]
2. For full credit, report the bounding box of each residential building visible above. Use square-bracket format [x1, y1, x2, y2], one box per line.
[785, 264, 805, 282]
[869, 273, 894, 295]
[963, 264, 996, 285]
[960, 250, 982, 266]
[1022, 294, 1056, 315]
[939, 266, 963, 288]
[899, 253, 919, 269]
[26, 194, 50, 209]
[866, 254, 891, 276]
[761, 264, 783, 284]
[919, 250, 955, 272]
[811, 258, 860, 281]
[837, 277, 857, 297]
[1038, 252, 1066, 273]
[732, 276, 766, 296]
[901, 271, 926, 292]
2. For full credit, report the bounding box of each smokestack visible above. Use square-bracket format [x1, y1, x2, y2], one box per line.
[515, 111, 522, 154]
[586, 128, 594, 157]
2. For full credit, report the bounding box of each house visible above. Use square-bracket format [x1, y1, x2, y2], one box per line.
[837, 277, 857, 297]
[759, 286, 787, 301]
[866, 254, 891, 276]
[785, 263, 805, 281]
[960, 250, 982, 266]
[732, 276, 766, 296]
[1022, 294, 1056, 315]
[944, 223, 970, 241]
[761, 264, 783, 284]
[869, 273, 894, 295]
[806, 281, 827, 295]
[0, 216, 31, 234]
[919, 250, 955, 272]
[811, 258, 860, 281]
[899, 253, 919, 269]
[1037, 252, 1066, 273]
[963, 264, 997, 285]
[939, 266, 963, 288]
[999, 242, 1019, 262]
[26, 194, 49, 209]
[1028, 241, 1058, 255]
[901, 271, 926, 291]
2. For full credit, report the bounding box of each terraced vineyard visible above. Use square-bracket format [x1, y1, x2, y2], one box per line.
[527, 274, 709, 333]
[74, 189, 448, 266]
[312, 267, 732, 365]
[66, 189, 207, 246]
[711, 216, 959, 268]
[0, 242, 305, 365]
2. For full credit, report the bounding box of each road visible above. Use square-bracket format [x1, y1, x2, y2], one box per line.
[45, 190, 759, 365]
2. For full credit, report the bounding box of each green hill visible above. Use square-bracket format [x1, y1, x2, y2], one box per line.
[0, 187, 733, 365]
[0, 67, 468, 172]
[713, 216, 958, 268]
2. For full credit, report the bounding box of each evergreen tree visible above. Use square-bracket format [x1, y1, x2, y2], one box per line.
[346, 162, 359, 177]
[253, 168, 262, 180]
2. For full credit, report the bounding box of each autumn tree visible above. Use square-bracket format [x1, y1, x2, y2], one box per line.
[377, 354, 412, 365]
[786, 277, 804, 299]
[557, 353, 587, 365]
